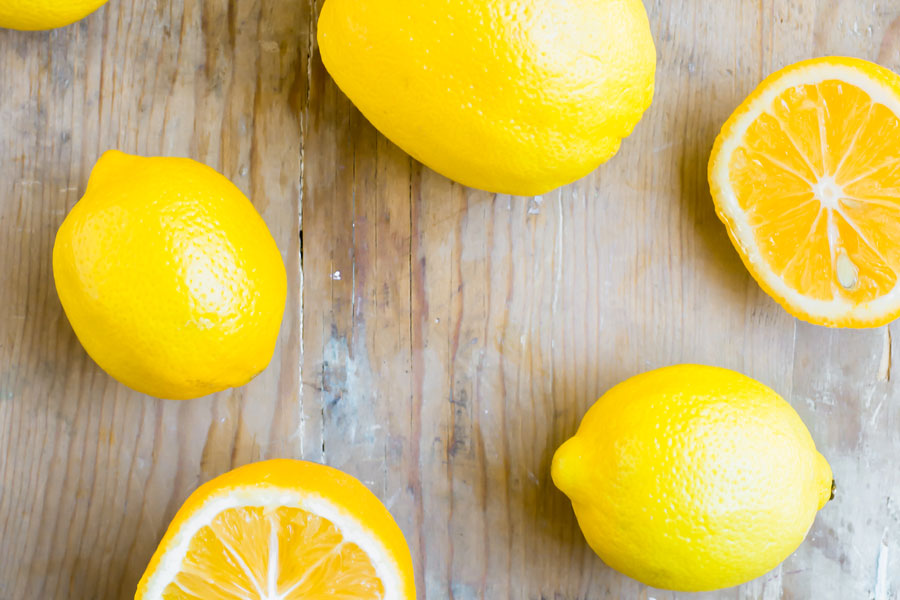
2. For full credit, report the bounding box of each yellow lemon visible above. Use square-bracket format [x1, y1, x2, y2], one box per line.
[53, 150, 287, 400]
[317, 0, 656, 196]
[709, 57, 900, 328]
[552, 365, 833, 592]
[135, 459, 416, 600]
[0, 0, 110, 30]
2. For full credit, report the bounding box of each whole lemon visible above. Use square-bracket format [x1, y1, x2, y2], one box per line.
[53, 150, 287, 400]
[317, 0, 656, 196]
[0, 0, 109, 30]
[552, 365, 833, 592]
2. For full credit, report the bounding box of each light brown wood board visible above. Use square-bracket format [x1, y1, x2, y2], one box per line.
[1, 0, 900, 598]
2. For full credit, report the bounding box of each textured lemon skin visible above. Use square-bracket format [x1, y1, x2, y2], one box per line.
[0, 0, 109, 30]
[134, 459, 417, 600]
[53, 150, 287, 400]
[708, 56, 900, 328]
[552, 365, 833, 592]
[317, 0, 656, 196]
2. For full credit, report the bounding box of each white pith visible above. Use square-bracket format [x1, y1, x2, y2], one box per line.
[140, 488, 403, 600]
[812, 175, 843, 210]
[711, 62, 900, 322]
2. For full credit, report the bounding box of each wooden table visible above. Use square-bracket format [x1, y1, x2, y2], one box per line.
[2, 1, 899, 598]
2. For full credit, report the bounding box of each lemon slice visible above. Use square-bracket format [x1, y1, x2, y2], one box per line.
[709, 57, 900, 327]
[135, 460, 415, 600]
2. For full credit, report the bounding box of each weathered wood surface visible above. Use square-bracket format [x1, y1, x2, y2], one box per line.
[0, 0, 306, 597]
[2, 0, 900, 599]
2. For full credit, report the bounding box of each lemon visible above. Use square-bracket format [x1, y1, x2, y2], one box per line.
[53, 150, 287, 401]
[0, 0, 109, 30]
[317, 0, 656, 196]
[552, 365, 833, 592]
[709, 57, 900, 328]
[136, 459, 416, 600]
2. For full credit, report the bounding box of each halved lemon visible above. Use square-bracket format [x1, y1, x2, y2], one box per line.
[135, 460, 415, 600]
[709, 57, 900, 327]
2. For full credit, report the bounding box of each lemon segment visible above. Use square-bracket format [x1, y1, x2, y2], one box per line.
[136, 460, 416, 600]
[709, 57, 900, 327]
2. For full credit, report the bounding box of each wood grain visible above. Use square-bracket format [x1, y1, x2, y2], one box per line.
[302, 1, 900, 599]
[0, 0, 306, 597]
[1, 0, 900, 599]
